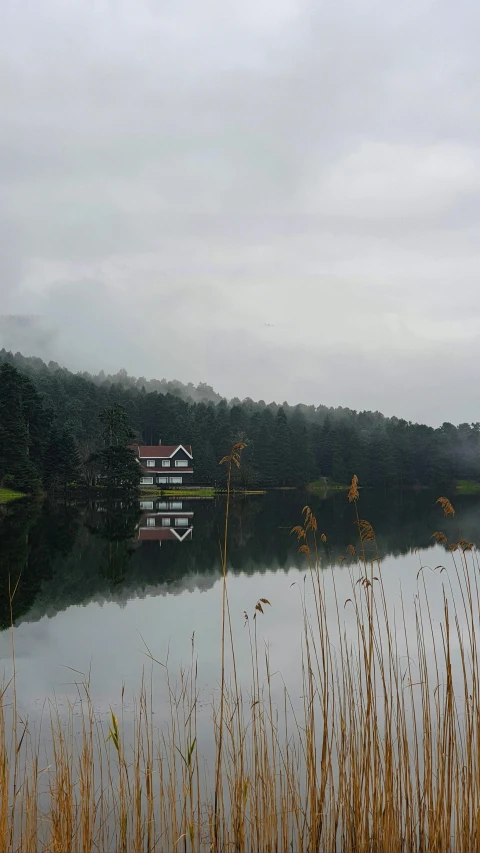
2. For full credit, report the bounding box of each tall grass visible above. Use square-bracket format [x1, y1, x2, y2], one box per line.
[3, 471, 480, 850]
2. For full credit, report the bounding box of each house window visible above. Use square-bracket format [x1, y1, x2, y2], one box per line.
[162, 517, 171, 527]
[169, 476, 182, 484]
[140, 501, 154, 510]
[175, 517, 188, 527]
[162, 460, 171, 467]
[140, 477, 154, 485]
[146, 460, 155, 467]
[157, 501, 168, 509]
[170, 501, 183, 510]
[157, 476, 168, 484]
[146, 517, 156, 527]
[175, 459, 188, 467]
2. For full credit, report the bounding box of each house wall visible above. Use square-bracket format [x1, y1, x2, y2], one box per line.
[138, 446, 194, 487]
[139, 473, 194, 486]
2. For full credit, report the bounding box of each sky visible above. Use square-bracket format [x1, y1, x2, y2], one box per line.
[1, 0, 480, 425]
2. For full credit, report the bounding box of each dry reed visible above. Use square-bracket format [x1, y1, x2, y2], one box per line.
[2, 470, 480, 850]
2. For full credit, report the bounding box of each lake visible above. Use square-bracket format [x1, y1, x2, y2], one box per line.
[3, 487, 480, 850]
[1, 486, 478, 718]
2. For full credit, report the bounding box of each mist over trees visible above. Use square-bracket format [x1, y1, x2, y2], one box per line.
[0, 350, 224, 405]
[1, 348, 480, 492]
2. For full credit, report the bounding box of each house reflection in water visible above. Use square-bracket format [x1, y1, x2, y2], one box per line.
[136, 498, 194, 544]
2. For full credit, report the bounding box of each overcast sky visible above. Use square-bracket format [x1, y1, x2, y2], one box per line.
[2, 0, 480, 424]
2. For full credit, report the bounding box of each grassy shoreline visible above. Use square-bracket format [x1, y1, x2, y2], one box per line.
[307, 477, 349, 492]
[0, 487, 26, 504]
[141, 487, 267, 498]
[456, 479, 480, 493]
[141, 487, 216, 497]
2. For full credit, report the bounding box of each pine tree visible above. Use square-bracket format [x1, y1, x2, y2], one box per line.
[332, 431, 348, 485]
[0, 364, 42, 493]
[44, 425, 82, 494]
[274, 407, 294, 486]
[368, 428, 397, 490]
[213, 400, 231, 463]
[7, 349, 480, 493]
[91, 405, 139, 493]
[100, 403, 135, 447]
[290, 408, 315, 486]
[91, 445, 140, 492]
[318, 416, 334, 477]
[252, 409, 276, 486]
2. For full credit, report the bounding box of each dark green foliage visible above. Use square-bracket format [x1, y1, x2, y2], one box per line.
[99, 403, 136, 447]
[0, 363, 43, 493]
[1, 349, 480, 489]
[274, 407, 294, 486]
[0, 363, 84, 495]
[251, 410, 277, 487]
[44, 425, 82, 493]
[89, 404, 139, 493]
[91, 445, 140, 493]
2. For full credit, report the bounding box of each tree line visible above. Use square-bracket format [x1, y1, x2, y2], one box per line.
[1, 349, 479, 493]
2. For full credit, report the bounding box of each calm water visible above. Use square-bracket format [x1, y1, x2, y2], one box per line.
[1, 488, 479, 720]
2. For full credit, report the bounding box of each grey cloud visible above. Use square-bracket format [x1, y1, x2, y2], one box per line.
[8, 275, 475, 425]
[0, 218, 25, 310]
[2, 0, 480, 424]
[0, 315, 59, 363]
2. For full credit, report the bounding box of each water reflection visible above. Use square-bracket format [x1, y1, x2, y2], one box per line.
[137, 498, 195, 543]
[0, 488, 478, 631]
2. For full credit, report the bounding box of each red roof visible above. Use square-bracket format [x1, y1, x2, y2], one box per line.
[138, 527, 193, 541]
[134, 444, 192, 459]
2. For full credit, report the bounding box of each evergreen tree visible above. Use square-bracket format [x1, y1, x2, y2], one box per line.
[100, 403, 135, 447]
[4, 349, 480, 493]
[332, 431, 348, 485]
[290, 408, 315, 486]
[0, 364, 42, 493]
[368, 427, 397, 491]
[90, 445, 140, 493]
[190, 415, 217, 483]
[44, 425, 82, 493]
[91, 405, 139, 493]
[213, 400, 232, 466]
[318, 416, 334, 478]
[274, 407, 294, 486]
[252, 409, 276, 486]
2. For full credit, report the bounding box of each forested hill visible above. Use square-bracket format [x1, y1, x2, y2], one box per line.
[1, 348, 479, 492]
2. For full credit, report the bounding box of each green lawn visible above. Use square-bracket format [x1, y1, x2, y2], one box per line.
[456, 480, 480, 493]
[162, 488, 216, 497]
[307, 478, 349, 492]
[141, 487, 267, 498]
[0, 488, 26, 504]
[142, 488, 216, 497]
